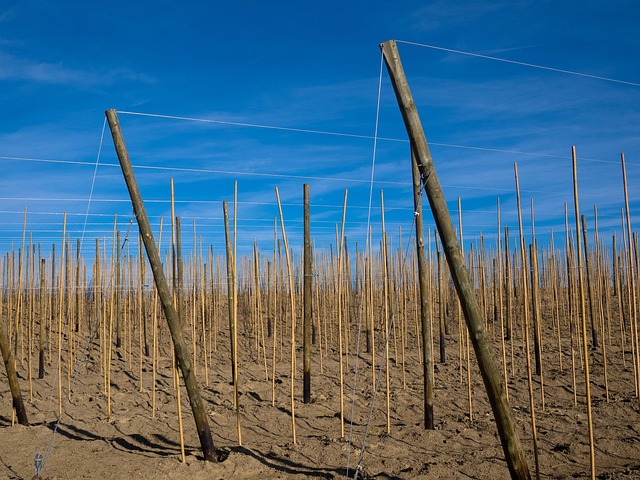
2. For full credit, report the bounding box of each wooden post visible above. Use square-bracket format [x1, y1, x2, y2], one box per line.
[1, 314, 28, 425]
[105, 109, 218, 462]
[39, 259, 46, 379]
[411, 148, 434, 429]
[303, 184, 312, 404]
[380, 40, 530, 480]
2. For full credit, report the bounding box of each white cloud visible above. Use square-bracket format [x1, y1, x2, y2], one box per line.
[0, 51, 155, 87]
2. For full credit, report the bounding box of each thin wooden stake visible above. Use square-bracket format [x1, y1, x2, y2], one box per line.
[303, 184, 312, 404]
[571, 146, 596, 479]
[380, 190, 391, 434]
[515, 163, 540, 480]
[275, 187, 297, 445]
[621, 153, 640, 397]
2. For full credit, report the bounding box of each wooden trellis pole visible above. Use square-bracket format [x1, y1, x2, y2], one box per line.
[303, 184, 312, 404]
[0, 303, 28, 425]
[105, 109, 218, 463]
[38, 258, 46, 379]
[411, 147, 434, 429]
[380, 39, 530, 480]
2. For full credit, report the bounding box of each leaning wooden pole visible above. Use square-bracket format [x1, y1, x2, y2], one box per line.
[411, 147, 434, 429]
[0, 312, 28, 425]
[105, 109, 218, 462]
[380, 40, 530, 480]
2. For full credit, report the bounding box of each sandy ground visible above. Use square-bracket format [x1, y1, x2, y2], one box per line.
[1, 314, 640, 480]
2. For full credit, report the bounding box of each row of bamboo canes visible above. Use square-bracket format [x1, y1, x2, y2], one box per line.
[1, 175, 638, 433]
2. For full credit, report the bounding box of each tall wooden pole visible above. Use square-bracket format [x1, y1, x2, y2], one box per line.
[38, 259, 46, 379]
[411, 148, 434, 429]
[303, 184, 312, 404]
[380, 40, 530, 480]
[105, 109, 218, 462]
[1, 313, 28, 425]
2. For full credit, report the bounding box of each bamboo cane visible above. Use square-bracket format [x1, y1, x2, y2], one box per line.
[271, 221, 278, 407]
[152, 217, 163, 418]
[380, 190, 391, 434]
[399, 227, 407, 390]
[336, 190, 348, 437]
[621, 153, 640, 397]
[496, 200, 509, 401]
[275, 187, 297, 445]
[57, 213, 67, 417]
[530, 243, 545, 411]
[233, 182, 242, 446]
[621, 212, 637, 393]
[27, 236, 34, 401]
[368, 226, 375, 394]
[514, 163, 540, 480]
[254, 241, 268, 381]
[201, 237, 209, 386]
[223, 202, 237, 391]
[174, 212, 187, 463]
[572, 146, 596, 479]
[458, 198, 473, 421]
[15, 208, 27, 365]
[192, 220, 197, 379]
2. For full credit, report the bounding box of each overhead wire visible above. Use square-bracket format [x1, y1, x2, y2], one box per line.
[395, 40, 640, 88]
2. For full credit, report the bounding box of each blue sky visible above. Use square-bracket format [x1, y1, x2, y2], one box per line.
[1, 1, 639, 260]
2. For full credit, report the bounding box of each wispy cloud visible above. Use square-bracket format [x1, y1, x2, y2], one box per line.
[0, 51, 155, 87]
[0, 8, 15, 23]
